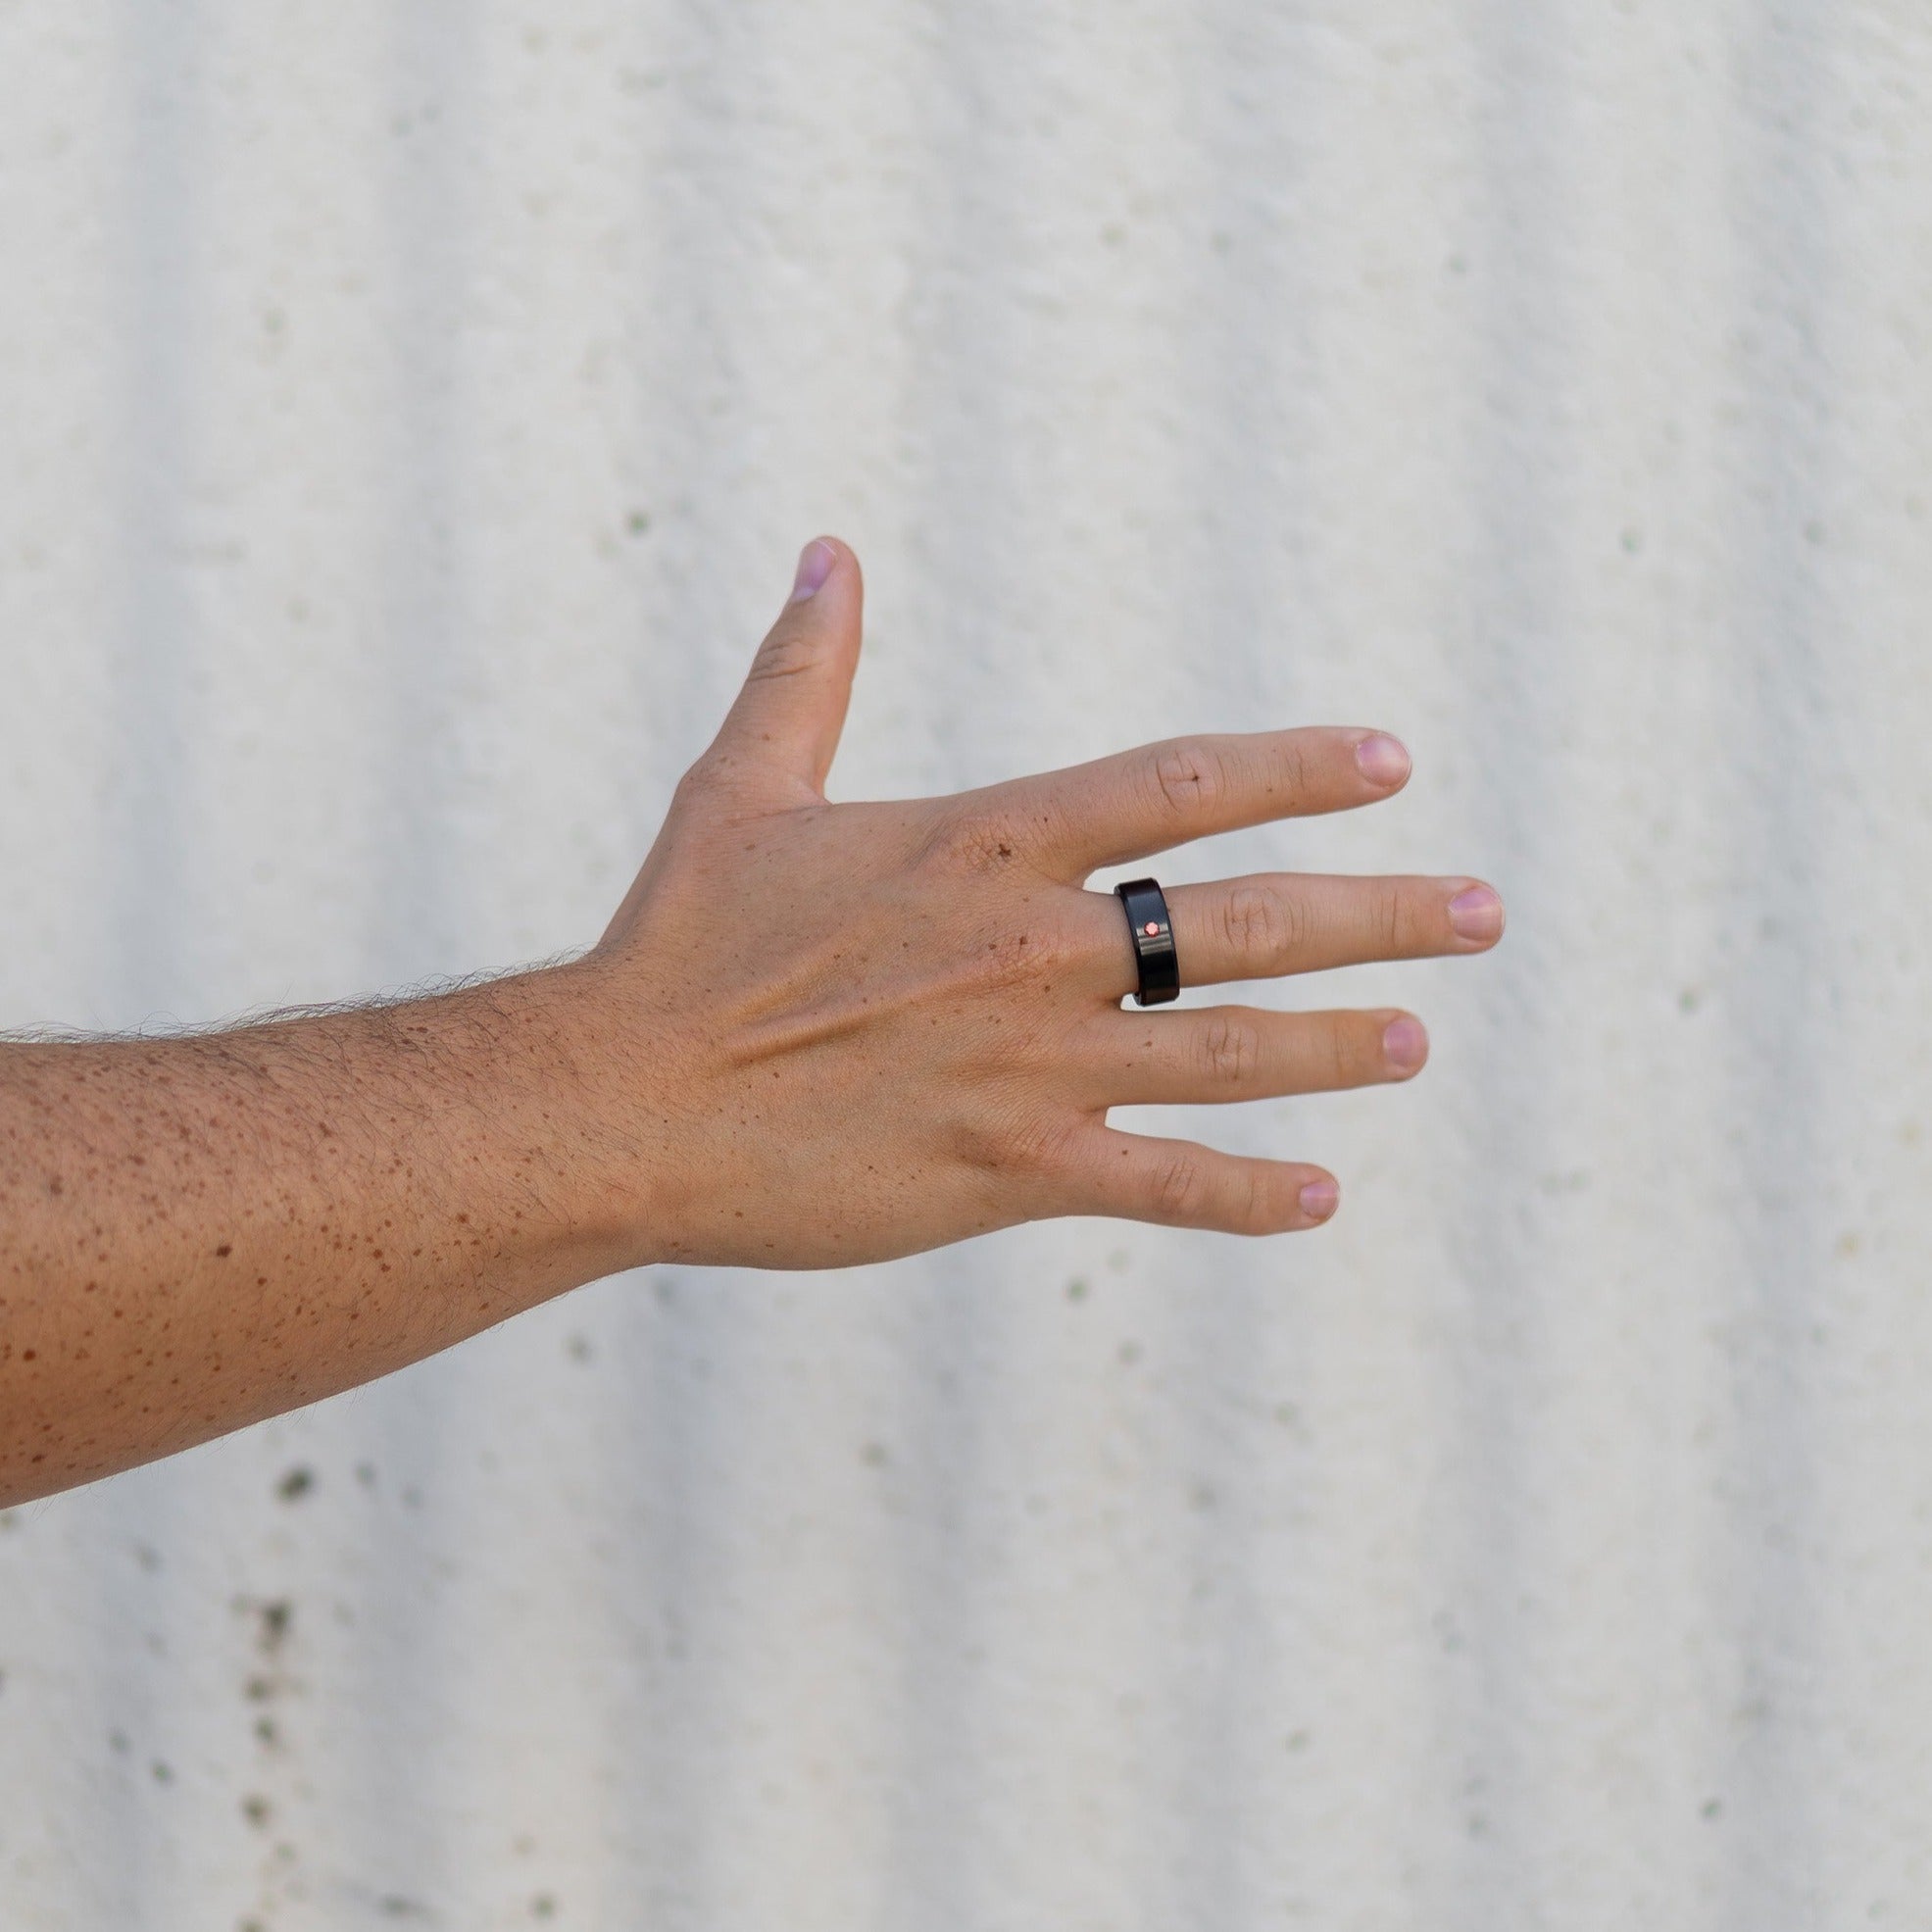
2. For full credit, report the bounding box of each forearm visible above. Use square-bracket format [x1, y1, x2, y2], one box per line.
[0, 965, 639, 1505]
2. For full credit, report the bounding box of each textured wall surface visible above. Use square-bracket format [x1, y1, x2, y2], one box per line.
[4, 3, 1932, 1927]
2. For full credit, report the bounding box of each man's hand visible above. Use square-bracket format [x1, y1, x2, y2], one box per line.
[0, 538, 1502, 1505]
[575, 536, 1502, 1268]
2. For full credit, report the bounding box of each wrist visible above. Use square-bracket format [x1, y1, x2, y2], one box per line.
[460, 956, 684, 1281]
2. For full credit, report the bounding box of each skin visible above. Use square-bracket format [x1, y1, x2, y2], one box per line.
[0, 538, 1504, 1507]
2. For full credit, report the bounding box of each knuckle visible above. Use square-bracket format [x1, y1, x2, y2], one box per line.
[671, 758, 724, 812]
[955, 1096, 1070, 1181]
[1378, 879, 1412, 955]
[1199, 1012, 1262, 1088]
[1221, 882, 1297, 962]
[1009, 1112, 1094, 1213]
[1151, 740, 1228, 819]
[1150, 1150, 1206, 1222]
[1237, 1165, 1280, 1234]
[1026, 1112, 1086, 1179]
[1015, 916, 1086, 985]
[1329, 1018, 1362, 1087]
[961, 921, 1078, 1006]
[1262, 737, 1308, 802]
[920, 803, 1026, 877]
[744, 624, 820, 685]
[673, 750, 771, 818]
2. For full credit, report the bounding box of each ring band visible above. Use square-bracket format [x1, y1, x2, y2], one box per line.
[1115, 877, 1180, 1006]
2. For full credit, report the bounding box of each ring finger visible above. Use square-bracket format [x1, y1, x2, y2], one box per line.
[1073, 1005, 1429, 1107]
[1085, 870, 1506, 996]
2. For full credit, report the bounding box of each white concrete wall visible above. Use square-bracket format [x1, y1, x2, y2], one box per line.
[3, 2, 1931, 1925]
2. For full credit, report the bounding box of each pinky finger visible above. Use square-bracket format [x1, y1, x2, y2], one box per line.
[1053, 1126, 1340, 1235]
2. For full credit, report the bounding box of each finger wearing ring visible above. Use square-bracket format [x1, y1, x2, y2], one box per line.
[1115, 877, 1180, 1006]
[1155, 871, 1507, 986]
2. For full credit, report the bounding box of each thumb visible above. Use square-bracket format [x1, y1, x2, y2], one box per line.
[708, 537, 864, 796]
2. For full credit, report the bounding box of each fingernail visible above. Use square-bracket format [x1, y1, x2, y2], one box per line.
[1381, 1015, 1429, 1072]
[1299, 1178, 1340, 1221]
[790, 538, 837, 602]
[1448, 883, 1505, 943]
[1354, 733, 1411, 788]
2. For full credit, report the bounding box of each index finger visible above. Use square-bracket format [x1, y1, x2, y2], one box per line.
[985, 728, 1412, 878]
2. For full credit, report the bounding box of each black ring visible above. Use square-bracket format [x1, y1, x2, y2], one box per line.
[1115, 877, 1180, 1006]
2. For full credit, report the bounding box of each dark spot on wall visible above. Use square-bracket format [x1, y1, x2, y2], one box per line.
[258, 1601, 292, 1653]
[531, 1895, 558, 1920]
[151, 1759, 173, 1784]
[1065, 1277, 1089, 1302]
[859, 1441, 889, 1468]
[276, 1466, 315, 1503]
[241, 1793, 272, 1829]
[378, 1897, 426, 1918]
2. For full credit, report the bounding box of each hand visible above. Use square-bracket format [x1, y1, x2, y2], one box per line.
[567, 537, 1505, 1269]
